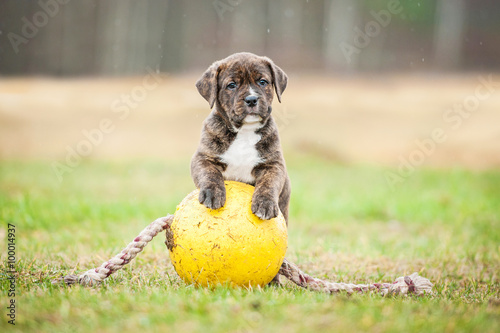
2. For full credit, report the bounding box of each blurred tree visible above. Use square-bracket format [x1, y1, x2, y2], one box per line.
[433, 0, 467, 70]
[60, 1, 99, 76]
[323, 0, 361, 71]
[0, 0, 498, 75]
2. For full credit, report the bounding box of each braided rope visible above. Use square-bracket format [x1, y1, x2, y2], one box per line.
[52, 215, 174, 286]
[279, 258, 433, 296]
[52, 214, 433, 296]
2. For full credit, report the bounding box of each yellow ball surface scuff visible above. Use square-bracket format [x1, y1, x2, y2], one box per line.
[167, 181, 288, 288]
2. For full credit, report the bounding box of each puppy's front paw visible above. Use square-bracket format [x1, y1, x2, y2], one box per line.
[251, 195, 279, 220]
[199, 185, 226, 210]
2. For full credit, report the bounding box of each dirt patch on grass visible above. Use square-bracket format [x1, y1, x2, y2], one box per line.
[1, 74, 499, 168]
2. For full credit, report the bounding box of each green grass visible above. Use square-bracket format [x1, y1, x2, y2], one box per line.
[1, 156, 499, 332]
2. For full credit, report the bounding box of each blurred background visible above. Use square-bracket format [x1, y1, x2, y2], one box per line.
[1, 0, 500, 75]
[0, 0, 499, 169]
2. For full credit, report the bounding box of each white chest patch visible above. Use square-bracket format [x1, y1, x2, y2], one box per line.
[220, 120, 263, 184]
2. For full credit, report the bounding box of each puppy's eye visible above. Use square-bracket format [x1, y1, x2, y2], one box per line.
[226, 82, 237, 90]
[258, 79, 269, 87]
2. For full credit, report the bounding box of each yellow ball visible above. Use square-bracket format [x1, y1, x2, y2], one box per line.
[166, 181, 288, 287]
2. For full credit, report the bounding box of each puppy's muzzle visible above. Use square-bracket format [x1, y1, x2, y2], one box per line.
[244, 95, 259, 107]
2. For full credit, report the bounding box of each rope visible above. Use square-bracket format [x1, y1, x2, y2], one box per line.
[52, 215, 174, 286]
[52, 214, 433, 296]
[279, 258, 433, 296]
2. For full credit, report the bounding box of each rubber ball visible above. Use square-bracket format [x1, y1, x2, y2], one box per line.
[166, 181, 287, 287]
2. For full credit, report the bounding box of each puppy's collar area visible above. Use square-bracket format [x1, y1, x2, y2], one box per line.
[243, 114, 262, 124]
[214, 107, 266, 134]
[231, 115, 265, 133]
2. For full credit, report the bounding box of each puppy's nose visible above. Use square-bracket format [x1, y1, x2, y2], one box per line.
[244, 95, 258, 107]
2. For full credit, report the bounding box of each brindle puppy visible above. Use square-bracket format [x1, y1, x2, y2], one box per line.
[192, 52, 290, 223]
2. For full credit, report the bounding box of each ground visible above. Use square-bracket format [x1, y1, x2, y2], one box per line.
[1, 74, 499, 167]
[0, 75, 499, 332]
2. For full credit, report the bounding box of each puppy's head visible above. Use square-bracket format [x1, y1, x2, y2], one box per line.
[196, 52, 287, 130]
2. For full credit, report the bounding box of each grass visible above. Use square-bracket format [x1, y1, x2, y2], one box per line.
[1, 156, 499, 332]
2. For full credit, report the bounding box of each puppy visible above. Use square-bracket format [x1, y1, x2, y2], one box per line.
[192, 52, 291, 223]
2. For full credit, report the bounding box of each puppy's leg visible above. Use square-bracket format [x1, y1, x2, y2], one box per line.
[191, 154, 226, 209]
[252, 164, 290, 286]
[265, 176, 290, 287]
[278, 177, 291, 225]
[251, 163, 287, 220]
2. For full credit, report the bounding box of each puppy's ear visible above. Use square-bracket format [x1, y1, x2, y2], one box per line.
[266, 59, 288, 103]
[196, 61, 220, 109]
